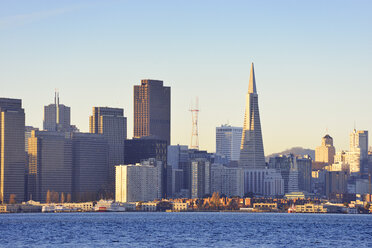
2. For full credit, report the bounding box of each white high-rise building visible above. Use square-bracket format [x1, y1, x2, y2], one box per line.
[243, 168, 284, 196]
[350, 129, 368, 160]
[342, 129, 369, 174]
[239, 63, 266, 168]
[115, 159, 162, 202]
[216, 125, 242, 163]
[211, 164, 244, 197]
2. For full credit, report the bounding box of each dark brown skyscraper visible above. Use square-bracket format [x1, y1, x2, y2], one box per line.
[134, 79, 171, 145]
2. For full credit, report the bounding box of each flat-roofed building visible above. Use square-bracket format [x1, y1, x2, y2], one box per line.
[190, 159, 211, 199]
[115, 159, 162, 203]
[70, 132, 109, 201]
[0, 98, 25, 203]
[27, 131, 73, 202]
[211, 164, 244, 197]
[134, 79, 171, 145]
[243, 168, 284, 196]
[89, 107, 127, 187]
[216, 125, 243, 163]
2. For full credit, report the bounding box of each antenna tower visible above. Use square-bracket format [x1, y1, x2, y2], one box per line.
[190, 97, 199, 150]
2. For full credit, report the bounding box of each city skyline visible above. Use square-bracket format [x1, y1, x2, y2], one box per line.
[1, 1, 372, 155]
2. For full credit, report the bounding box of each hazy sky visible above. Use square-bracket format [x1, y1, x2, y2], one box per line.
[1, 0, 371, 155]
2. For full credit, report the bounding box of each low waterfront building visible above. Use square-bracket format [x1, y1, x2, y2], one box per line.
[0, 203, 42, 213]
[284, 192, 312, 200]
[253, 203, 278, 211]
[62, 202, 94, 212]
[141, 202, 158, 211]
[172, 202, 189, 211]
[295, 203, 326, 213]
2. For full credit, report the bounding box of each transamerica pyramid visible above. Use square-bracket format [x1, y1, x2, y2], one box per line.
[239, 63, 266, 167]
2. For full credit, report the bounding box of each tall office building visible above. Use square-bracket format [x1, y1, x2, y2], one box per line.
[216, 125, 243, 163]
[70, 132, 109, 202]
[115, 158, 162, 202]
[239, 63, 265, 167]
[190, 159, 211, 199]
[27, 131, 73, 202]
[44, 92, 76, 132]
[89, 107, 127, 185]
[350, 129, 368, 159]
[243, 168, 284, 196]
[134, 79, 171, 145]
[0, 98, 25, 203]
[25, 126, 39, 152]
[325, 171, 348, 197]
[269, 154, 312, 194]
[124, 137, 167, 166]
[210, 164, 244, 197]
[124, 137, 167, 196]
[315, 134, 336, 164]
[167, 145, 189, 170]
[349, 129, 368, 174]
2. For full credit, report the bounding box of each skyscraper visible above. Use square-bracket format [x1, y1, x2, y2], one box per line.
[0, 98, 25, 203]
[27, 130, 73, 202]
[216, 125, 243, 163]
[315, 134, 336, 164]
[89, 107, 127, 186]
[71, 132, 109, 202]
[44, 92, 76, 132]
[239, 63, 265, 168]
[347, 129, 368, 174]
[350, 129, 368, 160]
[190, 159, 211, 199]
[134, 79, 171, 145]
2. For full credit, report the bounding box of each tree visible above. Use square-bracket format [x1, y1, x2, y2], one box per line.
[211, 192, 221, 210]
[9, 194, 16, 204]
[244, 192, 254, 198]
[67, 193, 71, 203]
[46, 190, 51, 203]
[61, 193, 65, 203]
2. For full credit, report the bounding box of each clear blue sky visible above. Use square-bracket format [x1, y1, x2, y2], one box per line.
[1, 0, 371, 155]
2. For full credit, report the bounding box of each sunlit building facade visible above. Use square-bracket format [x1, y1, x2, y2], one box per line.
[239, 63, 265, 168]
[315, 134, 336, 164]
[89, 107, 127, 185]
[115, 159, 162, 202]
[216, 125, 242, 163]
[134, 79, 171, 145]
[0, 98, 25, 203]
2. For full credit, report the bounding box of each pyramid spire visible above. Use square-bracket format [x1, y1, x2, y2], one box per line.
[248, 63, 256, 94]
[239, 63, 265, 168]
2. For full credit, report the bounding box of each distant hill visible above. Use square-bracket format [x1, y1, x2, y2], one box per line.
[266, 147, 315, 161]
